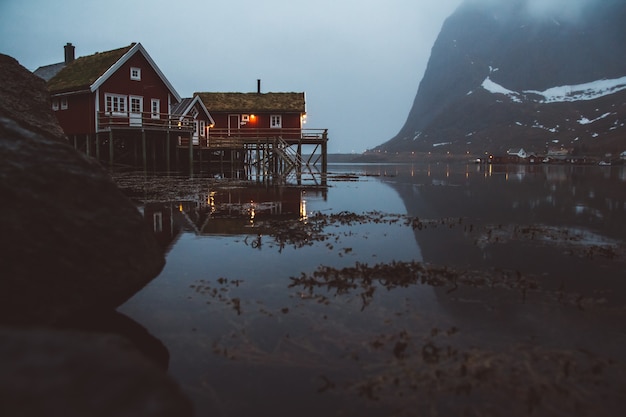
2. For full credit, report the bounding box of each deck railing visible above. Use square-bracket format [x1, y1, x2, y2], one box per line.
[97, 111, 197, 131]
[207, 128, 327, 141]
[97, 112, 327, 143]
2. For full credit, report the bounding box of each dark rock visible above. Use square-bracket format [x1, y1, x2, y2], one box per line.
[0, 55, 165, 325]
[0, 327, 193, 417]
[0, 54, 66, 142]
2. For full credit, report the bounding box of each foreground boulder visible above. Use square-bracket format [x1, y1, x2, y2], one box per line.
[0, 54, 164, 325]
[0, 327, 192, 417]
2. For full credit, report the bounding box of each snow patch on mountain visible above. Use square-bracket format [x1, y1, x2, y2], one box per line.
[578, 112, 613, 125]
[480, 75, 626, 104]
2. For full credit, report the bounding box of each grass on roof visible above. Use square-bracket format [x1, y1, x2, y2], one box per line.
[47, 44, 134, 93]
[195, 92, 305, 112]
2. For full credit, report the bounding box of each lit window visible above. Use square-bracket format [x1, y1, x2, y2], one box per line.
[270, 115, 282, 128]
[60, 98, 68, 110]
[130, 67, 141, 81]
[151, 99, 160, 119]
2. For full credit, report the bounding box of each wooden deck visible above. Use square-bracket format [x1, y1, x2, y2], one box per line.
[72, 111, 328, 178]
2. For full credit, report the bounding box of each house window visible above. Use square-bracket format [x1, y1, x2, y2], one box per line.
[130, 67, 141, 81]
[151, 99, 160, 119]
[52, 100, 59, 111]
[190, 107, 199, 119]
[105, 94, 127, 115]
[199, 120, 206, 137]
[270, 115, 282, 128]
[60, 98, 68, 110]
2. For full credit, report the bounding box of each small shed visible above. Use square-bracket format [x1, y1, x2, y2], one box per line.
[171, 96, 215, 146]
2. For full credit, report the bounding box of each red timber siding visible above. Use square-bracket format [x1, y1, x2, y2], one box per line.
[209, 112, 302, 139]
[52, 92, 96, 135]
[96, 52, 173, 130]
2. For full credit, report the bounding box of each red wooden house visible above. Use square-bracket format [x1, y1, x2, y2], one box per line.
[194, 82, 307, 142]
[40, 42, 189, 168]
[46, 42, 181, 135]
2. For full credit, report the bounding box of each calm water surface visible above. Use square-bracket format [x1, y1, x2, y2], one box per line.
[116, 163, 626, 417]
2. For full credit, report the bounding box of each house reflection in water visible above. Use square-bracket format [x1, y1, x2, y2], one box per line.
[143, 185, 326, 251]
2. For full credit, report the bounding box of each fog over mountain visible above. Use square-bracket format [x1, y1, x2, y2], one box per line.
[376, 0, 626, 157]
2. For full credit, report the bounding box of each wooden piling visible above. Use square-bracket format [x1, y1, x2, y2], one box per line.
[142, 130, 147, 172]
[188, 131, 193, 177]
[108, 130, 114, 166]
[166, 130, 171, 172]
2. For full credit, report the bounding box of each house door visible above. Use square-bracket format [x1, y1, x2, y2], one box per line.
[193, 121, 199, 145]
[228, 114, 239, 136]
[130, 96, 143, 127]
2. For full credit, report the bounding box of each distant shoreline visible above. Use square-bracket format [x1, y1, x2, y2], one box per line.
[328, 152, 624, 165]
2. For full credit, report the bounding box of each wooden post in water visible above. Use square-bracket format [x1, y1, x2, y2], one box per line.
[322, 129, 328, 175]
[141, 130, 147, 172]
[151, 132, 157, 170]
[108, 130, 114, 166]
[85, 134, 90, 157]
[166, 130, 171, 172]
[188, 131, 194, 177]
[95, 135, 100, 161]
[256, 140, 261, 181]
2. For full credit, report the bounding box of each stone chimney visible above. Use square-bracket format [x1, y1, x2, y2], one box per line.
[257, 79, 261, 94]
[64, 43, 75, 64]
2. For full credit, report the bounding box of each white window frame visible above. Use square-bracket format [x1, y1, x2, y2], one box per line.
[199, 120, 206, 137]
[129, 96, 143, 127]
[104, 93, 127, 116]
[52, 99, 59, 111]
[151, 99, 160, 119]
[130, 67, 141, 81]
[60, 98, 68, 110]
[270, 115, 282, 128]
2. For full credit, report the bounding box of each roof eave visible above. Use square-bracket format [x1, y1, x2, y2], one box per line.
[89, 43, 181, 102]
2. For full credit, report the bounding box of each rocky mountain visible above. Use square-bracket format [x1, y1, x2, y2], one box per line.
[375, 0, 626, 158]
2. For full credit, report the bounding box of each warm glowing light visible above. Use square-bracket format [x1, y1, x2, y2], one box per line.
[300, 199, 307, 220]
[178, 204, 183, 212]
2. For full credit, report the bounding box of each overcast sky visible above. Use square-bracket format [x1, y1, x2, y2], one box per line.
[0, 0, 462, 153]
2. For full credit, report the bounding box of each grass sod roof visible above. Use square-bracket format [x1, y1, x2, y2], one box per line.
[47, 44, 135, 93]
[194, 92, 305, 113]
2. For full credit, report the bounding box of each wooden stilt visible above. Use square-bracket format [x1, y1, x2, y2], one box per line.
[189, 132, 194, 177]
[86, 134, 90, 157]
[108, 130, 114, 166]
[166, 130, 171, 172]
[142, 130, 147, 172]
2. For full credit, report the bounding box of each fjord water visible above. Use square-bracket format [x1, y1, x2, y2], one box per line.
[116, 163, 626, 416]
